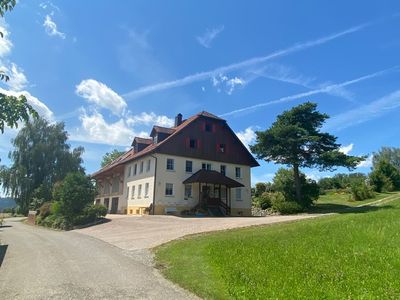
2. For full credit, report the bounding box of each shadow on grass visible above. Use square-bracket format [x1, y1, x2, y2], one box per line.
[0, 245, 8, 267]
[307, 203, 394, 214]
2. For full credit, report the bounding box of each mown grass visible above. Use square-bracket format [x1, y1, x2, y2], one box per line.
[156, 193, 400, 299]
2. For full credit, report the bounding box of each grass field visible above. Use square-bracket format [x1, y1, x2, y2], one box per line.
[155, 192, 400, 299]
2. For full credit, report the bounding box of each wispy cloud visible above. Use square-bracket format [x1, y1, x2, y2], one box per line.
[43, 14, 65, 39]
[75, 79, 127, 116]
[196, 25, 224, 48]
[123, 22, 371, 99]
[0, 22, 12, 57]
[220, 67, 398, 117]
[0, 63, 28, 91]
[325, 90, 400, 131]
[357, 155, 373, 168]
[212, 74, 246, 95]
[126, 112, 174, 127]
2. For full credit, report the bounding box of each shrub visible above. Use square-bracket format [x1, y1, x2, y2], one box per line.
[269, 192, 303, 214]
[350, 182, 375, 201]
[73, 204, 107, 226]
[273, 168, 319, 208]
[253, 192, 274, 209]
[38, 202, 52, 218]
[369, 160, 400, 192]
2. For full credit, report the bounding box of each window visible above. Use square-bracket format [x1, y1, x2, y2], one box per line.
[235, 167, 241, 178]
[185, 160, 193, 173]
[104, 182, 110, 194]
[220, 165, 226, 176]
[134, 164, 137, 175]
[189, 139, 197, 148]
[112, 177, 119, 193]
[140, 161, 144, 173]
[205, 123, 212, 132]
[145, 183, 149, 197]
[147, 159, 151, 172]
[128, 166, 132, 177]
[185, 184, 192, 198]
[153, 135, 158, 144]
[219, 144, 226, 153]
[95, 199, 100, 205]
[235, 188, 242, 201]
[165, 183, 173, 196]
[166, 158, 175, 171]
[131, 186, 135, 199]
[138, 184, 142, 198]
[126, 186, 130, 199]
[202, 163, 212, 170]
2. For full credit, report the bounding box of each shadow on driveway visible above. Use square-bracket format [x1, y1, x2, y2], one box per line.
[0, 244, 8, 267]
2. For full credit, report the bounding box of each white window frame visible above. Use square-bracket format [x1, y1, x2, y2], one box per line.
[134, 164, 137, 175]
[220, 165, 226, 176]
[202, 163, 212, 171]
[235, 167, 241, 179]
[235, 188, 242, 201]
[131, 186, 135, 199]
[138, 184, 142, 198]
[126, 186, 130, 199]
[165, 183, 174, 196]
[185, 160, 193, 173]
[145, 182, 149, 197]
[140, 161, 144, 173]
[147, 159, 151, 172]
[184, 184, 192, 199]
[166, 158, 175, 171]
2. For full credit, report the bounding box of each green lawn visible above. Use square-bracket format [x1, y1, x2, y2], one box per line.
[155, 193, 400, 299]
[308, 191, 396, 213]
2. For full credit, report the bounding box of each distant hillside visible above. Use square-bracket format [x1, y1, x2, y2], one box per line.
[0, 198, 16, 211]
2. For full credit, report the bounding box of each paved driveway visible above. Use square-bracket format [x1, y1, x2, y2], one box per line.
[76, 213, 322, 250]
[0, 218, 195, 300]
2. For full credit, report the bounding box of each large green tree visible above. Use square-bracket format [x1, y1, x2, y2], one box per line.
[250, 102, 365, 202]
[372, 147, 400, 171]
[0, 118, 84, 214]
[0, 0, 38, 134]
[101, 149, 124, 167]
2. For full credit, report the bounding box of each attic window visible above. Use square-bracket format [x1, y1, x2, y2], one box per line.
[219, 144, 226, 153]
[189, 139, 197, 148]
[205, 123, 212, 132]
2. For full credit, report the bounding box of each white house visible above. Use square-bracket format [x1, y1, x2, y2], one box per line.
[92, 111, 259, 216]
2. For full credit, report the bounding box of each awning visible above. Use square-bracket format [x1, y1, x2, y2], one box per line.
[183, 170, 244, 188]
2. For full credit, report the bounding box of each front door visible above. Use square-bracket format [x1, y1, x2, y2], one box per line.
[111, 197, 119, 214]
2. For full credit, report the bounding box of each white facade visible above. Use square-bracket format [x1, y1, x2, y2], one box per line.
[125, 153, 252, 216]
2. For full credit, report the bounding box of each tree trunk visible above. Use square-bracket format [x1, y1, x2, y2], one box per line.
[293, 164, 302, 202]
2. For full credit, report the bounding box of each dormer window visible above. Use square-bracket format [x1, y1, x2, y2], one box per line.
[153, 135, 158, 144]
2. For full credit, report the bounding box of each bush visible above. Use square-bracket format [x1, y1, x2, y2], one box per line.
[38, 202, 52, 218]
[73, 204, 107, 226]
[273, 168, 319, 208]
[369, 160, 400, 192]
[253, 192, 274, 209]
[269, 192, 303, 214]
[350, 182, 375, 201]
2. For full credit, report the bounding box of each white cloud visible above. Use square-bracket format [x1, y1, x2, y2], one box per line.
[126, 112, 174, 127]
[196, 25, 224, 48]
[211, 74, 245, 95]
[221, 67, 397, 117]
[357, 155, 373, 168]
[76, 79, 127, 116]
[0, 24, 12, 57]
[70, 109, 148, 146]
[325, 90, 400, 131]
[236, 127, 256, 150]
[43, 14, 65, 39]
[0, 88, 54, 121]
[339, 143, 353, 155]
[0, 63, 28, 91]
[124, 22, 370, 99]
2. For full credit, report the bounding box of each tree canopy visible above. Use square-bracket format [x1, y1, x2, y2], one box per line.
[250, 102, 365, 203]
[0, 0, 38, 134]
[372, 147, 400, 171]
[101, 149, 124, 167]
[0, 117, 85, 214]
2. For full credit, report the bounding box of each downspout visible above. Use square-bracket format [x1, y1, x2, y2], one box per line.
[150, 154, 157, 215]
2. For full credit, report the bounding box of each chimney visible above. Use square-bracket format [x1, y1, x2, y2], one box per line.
[175, 113, 183, 127]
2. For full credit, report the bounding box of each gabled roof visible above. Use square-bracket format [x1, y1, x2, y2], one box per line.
[91, 111, 259, 178]
[131, 137, 152, 147]
[183, 170, 244, 188]
[150, 126, 175, 137]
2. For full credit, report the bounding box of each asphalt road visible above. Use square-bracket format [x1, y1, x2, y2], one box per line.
[0, 218, 195, 299]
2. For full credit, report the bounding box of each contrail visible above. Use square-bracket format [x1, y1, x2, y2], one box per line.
[220, 67, 399, 117]
[123, 22, 371, 99]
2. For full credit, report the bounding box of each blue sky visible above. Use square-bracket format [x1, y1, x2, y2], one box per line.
[1, 0, 400, 184]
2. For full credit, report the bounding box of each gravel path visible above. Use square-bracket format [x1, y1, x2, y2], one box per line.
[76, 213, 323, 251]
[0, 218, 196, 300]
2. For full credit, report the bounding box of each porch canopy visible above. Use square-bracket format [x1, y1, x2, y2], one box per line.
[183, 170, 244, 188]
